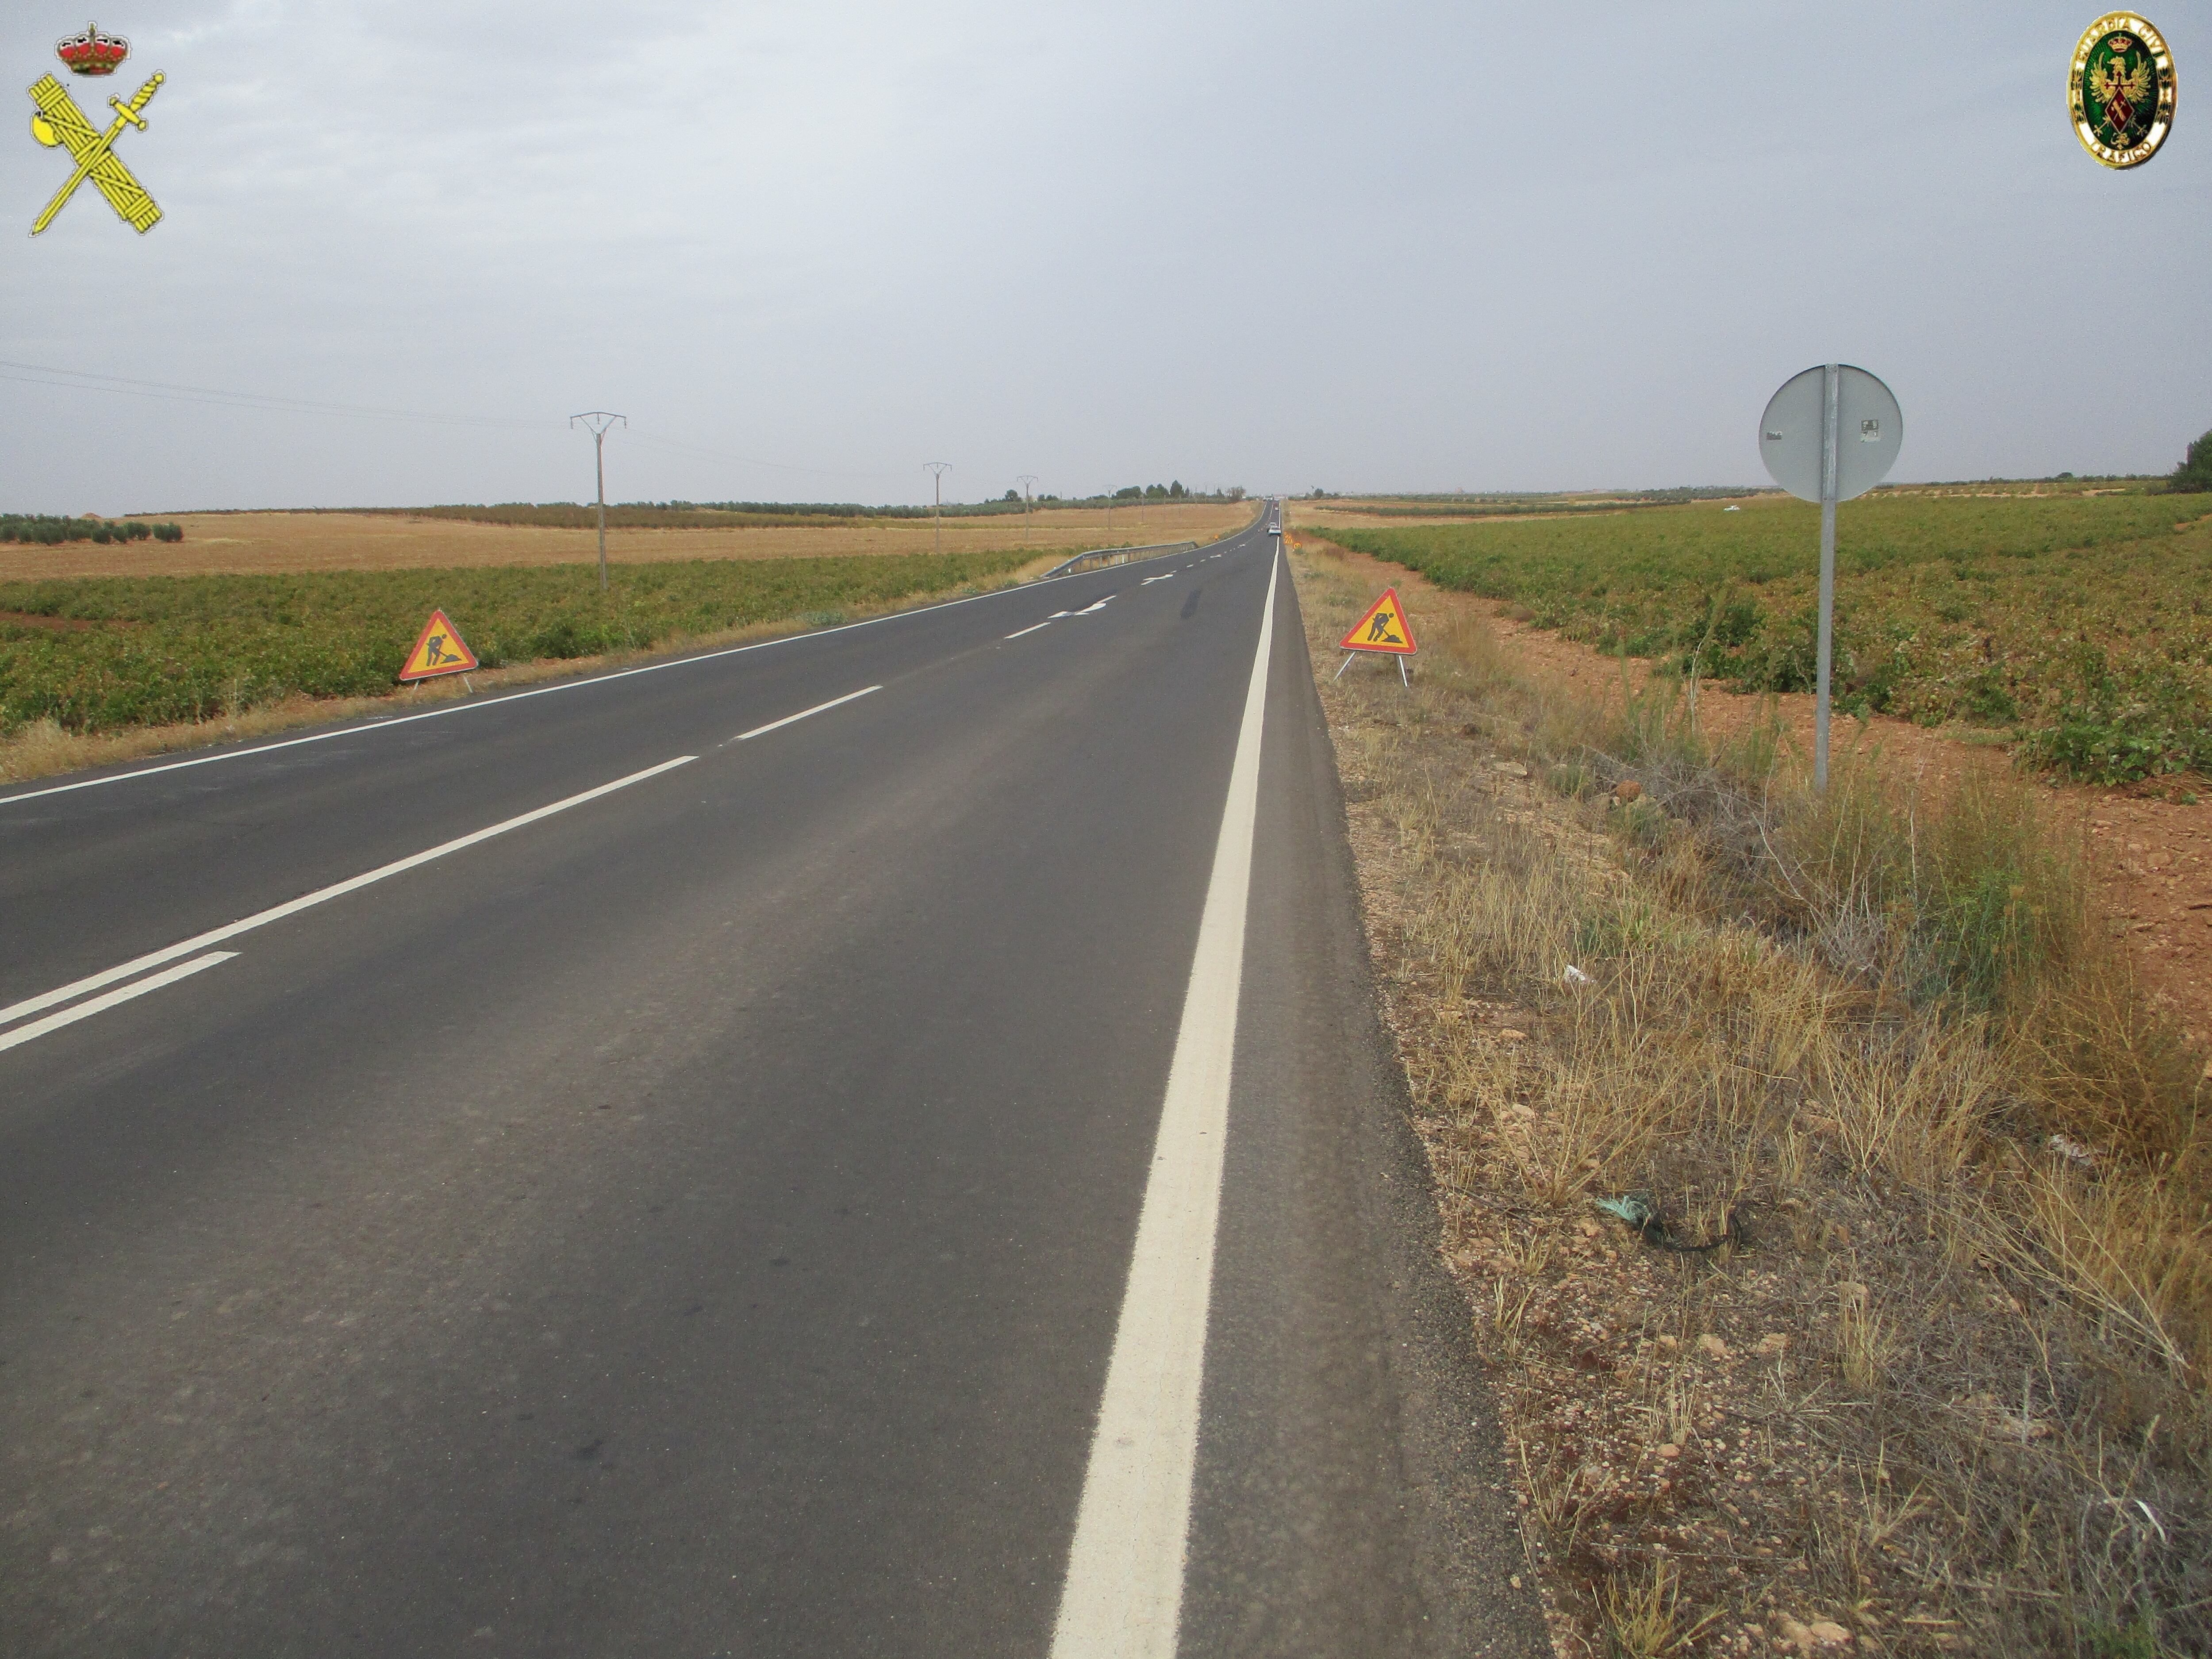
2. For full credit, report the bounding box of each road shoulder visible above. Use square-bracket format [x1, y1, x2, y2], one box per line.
[1182, 555, 1551, 1655]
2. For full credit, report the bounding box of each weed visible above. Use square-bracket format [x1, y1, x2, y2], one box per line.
[1833, 1288, 1893, 1394]
[2083, 1615, 2163, 1659]
[1599, 1558, 1717, 1656]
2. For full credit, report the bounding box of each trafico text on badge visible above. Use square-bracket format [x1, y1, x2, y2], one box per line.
[2070, 13, 2175, 168]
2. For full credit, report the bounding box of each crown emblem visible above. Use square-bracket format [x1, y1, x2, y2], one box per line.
[56, 21, 130, 76]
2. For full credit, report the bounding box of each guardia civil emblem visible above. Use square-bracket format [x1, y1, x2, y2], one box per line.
[2070, 13, 2175, 168]
[25, 23, 164, 234]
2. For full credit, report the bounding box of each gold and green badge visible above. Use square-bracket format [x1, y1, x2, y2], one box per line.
[2070, 13, 2175, 168]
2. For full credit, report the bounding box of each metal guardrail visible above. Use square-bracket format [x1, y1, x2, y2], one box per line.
[1037, 540, 1199, 580]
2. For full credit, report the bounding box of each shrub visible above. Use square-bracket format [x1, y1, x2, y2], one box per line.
[2169, 428, 2212, 494]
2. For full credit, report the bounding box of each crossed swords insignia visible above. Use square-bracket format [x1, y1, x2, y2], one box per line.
[27, 69, 164, 235]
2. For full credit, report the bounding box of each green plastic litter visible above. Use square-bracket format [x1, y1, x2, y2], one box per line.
[1593, 1194, 1655, 1227]
[1591, 1191, 1743, 1255]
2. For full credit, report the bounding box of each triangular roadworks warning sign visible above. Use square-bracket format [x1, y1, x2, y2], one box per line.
[399, 609, 479, 681]
[1339, 588, 1416, 654]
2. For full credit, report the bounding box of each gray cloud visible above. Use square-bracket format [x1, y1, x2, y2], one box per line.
[4, 2, 2207, 513]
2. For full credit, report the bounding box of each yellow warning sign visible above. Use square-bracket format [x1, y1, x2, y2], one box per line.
[1339, 588, 1416, 654]
[398, 610, 478, 682]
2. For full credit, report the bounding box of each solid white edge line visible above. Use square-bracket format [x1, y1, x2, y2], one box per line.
[0, 531, 1262, 810]
[1004, 620, 1055, 640]
[1048, 547, 1280, 1659]
[729, 684, 879, 743]
[0, 756, 695, 1030]
[0, 952, 237, 1054]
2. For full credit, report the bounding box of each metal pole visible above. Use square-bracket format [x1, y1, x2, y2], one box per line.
[570, 411, 626, 595]
[924, 462, 951, 557]
[1017, 474, 1037, 538]
[594, 429, 608, 593]
[1815, 364, 1839, 792]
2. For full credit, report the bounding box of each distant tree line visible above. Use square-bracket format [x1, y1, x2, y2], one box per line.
[1, 513, 183, 545]
[392, 503, 865, 530]
[685, 482, 1241, 512]
[1038, 484, 1244, 504]
[374, 488, 1251, 529]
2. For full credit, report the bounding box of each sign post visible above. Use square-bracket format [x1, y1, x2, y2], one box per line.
[1758, 365, 1901, 789]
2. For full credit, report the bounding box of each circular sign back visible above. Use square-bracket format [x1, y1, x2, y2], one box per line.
[1758, 366, 1902, 505]
[2070, 13, 2176, 167]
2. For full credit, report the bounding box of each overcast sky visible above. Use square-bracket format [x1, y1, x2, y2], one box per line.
[4, 2, 2207, 512]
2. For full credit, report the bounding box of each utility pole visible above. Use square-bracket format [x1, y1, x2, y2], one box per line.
[924, 462, 951, 556]
[570, 411, 626, 593]
[1016, 474, 1038, 537]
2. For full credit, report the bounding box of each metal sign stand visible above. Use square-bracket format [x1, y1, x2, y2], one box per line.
[1333, 651, 1409, 687]
[1814, 365, 1839, 791]
[1759, 364, 1902, 790]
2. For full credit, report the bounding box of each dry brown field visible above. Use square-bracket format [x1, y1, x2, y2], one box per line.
[4, 501, 1253, 580]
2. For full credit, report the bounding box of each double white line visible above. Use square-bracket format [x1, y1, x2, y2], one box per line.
[0, 756, 696, 1056]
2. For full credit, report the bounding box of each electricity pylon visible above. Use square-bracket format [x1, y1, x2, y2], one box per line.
[924, 462, 952, 556]
[570, 411, 626, 592]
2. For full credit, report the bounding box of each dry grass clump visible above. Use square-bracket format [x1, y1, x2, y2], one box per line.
[1293, 538, 2211, 1656]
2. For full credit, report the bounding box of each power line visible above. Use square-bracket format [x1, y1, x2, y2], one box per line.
[619, 427, 901, 484]
[0, 359, 915, 483]
[0, 359, 557, 430]
[0, 357, 1023, 499]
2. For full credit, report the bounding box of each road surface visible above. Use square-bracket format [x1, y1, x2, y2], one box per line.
[0, 521, 1544, 1656]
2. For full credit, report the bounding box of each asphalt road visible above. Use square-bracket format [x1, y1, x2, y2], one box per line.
[0, 520, 1547, 1656]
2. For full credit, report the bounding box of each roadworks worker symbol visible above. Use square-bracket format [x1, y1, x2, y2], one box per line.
[399, 611, 479, 682]
[28, 62, 165, 234]
[2070, 13, 2175, 168]
[1340, 588, 1416, 655]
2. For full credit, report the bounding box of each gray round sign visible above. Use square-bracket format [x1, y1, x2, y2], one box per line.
[1758, 365, 1902, 503]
